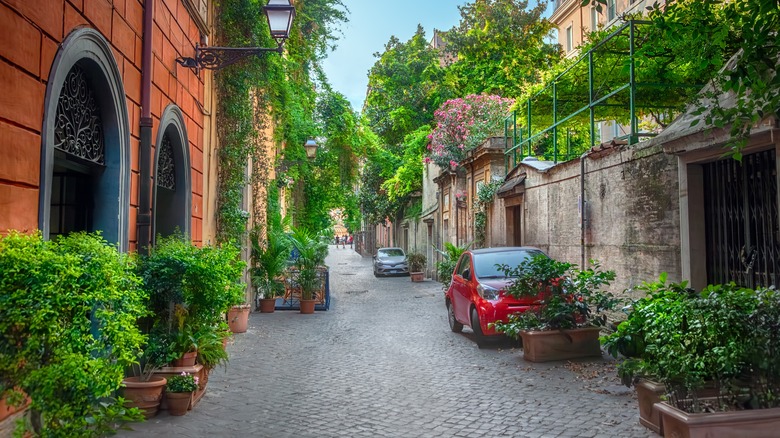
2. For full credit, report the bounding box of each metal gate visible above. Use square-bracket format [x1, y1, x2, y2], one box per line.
[703, 149, 779, 288]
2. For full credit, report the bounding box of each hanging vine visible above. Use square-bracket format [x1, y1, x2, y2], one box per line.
[214, 0, 348, 244]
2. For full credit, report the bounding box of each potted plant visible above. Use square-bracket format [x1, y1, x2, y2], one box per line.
[121, 330, 177, 419]
[627, 282, 780, 436]
[164, 372, 199, 416]
[288, 228, 328, 314]
[601, 273, 699, 433]
[491, 255, 618, 362]
[407, 252, 426, 282]
[250, 229, 291, 313]
[194, 322, 230, 398]
[138, 234, 246, 348]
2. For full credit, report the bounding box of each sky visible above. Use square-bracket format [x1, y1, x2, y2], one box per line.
[320, 1, 554, 112]
[320, 1, 467, 112]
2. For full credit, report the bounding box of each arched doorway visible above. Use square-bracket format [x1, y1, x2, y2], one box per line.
[152, 105, 191, 242]
[39, 28, 130, 251]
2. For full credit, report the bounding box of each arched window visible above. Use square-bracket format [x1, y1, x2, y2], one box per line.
[153, 105, 191, 242]
[39, 28, 130, 251]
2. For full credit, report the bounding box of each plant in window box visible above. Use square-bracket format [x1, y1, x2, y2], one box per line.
[407, 252, 426, 282]
[490, 254, 618, 362]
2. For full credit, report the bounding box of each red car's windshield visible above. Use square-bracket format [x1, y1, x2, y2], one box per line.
[473, 250, 544, 279]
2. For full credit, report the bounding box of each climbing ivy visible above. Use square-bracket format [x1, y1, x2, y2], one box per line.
[214, 0, 349, 244]
[473, 180, 503, 247]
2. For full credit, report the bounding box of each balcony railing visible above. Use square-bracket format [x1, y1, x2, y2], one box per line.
[503, 20, 704, 168]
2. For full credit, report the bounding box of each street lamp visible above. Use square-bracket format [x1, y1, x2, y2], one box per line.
[304, 138, 318, 159]
[276, 138, 318, 177]
[176, 0, 295, 74]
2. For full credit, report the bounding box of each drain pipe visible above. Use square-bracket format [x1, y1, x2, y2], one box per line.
[138, 0, 154, 254]
[580, 152, 588, 268]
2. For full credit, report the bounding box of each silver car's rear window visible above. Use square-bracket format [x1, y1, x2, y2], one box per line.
[473, 250, 544, 278]
[378, 248, 405, 257]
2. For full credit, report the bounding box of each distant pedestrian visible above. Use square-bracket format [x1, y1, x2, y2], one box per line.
[341, 236, 346, 249]
[348, 235, 353, 249]
[334, 234, 339, 246]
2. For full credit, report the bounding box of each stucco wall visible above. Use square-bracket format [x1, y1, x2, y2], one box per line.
[520, 142, 681, 297]
[0, 0, 208, 249]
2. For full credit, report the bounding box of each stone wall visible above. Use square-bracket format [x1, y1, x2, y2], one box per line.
[520, 142, 682, 297]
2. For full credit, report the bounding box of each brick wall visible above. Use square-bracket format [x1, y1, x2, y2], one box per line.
[0, 0, 206, 248]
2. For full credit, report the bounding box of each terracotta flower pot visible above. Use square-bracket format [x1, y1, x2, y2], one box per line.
[259, 298, 277, 313]
[228, 304, 251, 333]
[299, 299, 316, 314]
[165, 391, 192, 416]
[410, 272, 425, 282]
[121, 376, 167, 419]
[173, 350, 197, 367]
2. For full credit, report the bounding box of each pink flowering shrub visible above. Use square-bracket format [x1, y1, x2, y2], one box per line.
[427, 94, 514, 169]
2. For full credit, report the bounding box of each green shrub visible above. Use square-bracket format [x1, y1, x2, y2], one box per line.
[406, 252, 426, 272]
[137, 235, 245, 364]
[492, 256, 618, 334]
[0, 231, 146, 437]
[433, 242, 471, 290]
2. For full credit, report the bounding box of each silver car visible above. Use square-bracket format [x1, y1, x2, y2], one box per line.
[373, 247, 409, 277]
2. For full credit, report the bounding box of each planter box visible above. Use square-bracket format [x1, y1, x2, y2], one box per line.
[519, 327, 602, 362]
[410, 272, 424, 282]
[655, 401, 780, 438]
[636, 380, 665, 434]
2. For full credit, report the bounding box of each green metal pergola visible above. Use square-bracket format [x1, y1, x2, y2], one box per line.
[504, 20, 703, 169]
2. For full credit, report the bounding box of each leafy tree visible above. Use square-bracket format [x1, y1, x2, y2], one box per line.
[381, 126, 431, 201]
[443, 0, 561, 97]
[359, 143, 403, 225]
[364, 25, 454, 146]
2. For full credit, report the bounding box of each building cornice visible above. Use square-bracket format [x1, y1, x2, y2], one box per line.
[550, 0, 580, 25]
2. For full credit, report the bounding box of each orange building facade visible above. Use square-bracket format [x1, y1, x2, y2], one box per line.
[0, 0, 214, 251]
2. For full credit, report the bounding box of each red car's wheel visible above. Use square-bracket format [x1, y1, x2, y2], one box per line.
[471, 308, 486, 349]
[447, 301, 463, 333]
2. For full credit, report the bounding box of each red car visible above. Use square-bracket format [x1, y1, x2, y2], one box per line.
[445, 247, 547, 348]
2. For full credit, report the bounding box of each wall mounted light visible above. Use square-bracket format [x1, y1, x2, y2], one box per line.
[176, 0, 295, 74]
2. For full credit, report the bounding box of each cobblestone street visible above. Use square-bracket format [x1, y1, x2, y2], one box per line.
[121, 246, 655, 438]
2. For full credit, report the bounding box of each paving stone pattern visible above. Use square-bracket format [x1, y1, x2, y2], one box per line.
[120, 246, 656, 438]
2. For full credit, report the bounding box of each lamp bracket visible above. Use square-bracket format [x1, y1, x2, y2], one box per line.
[176, 42, 284, 74]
